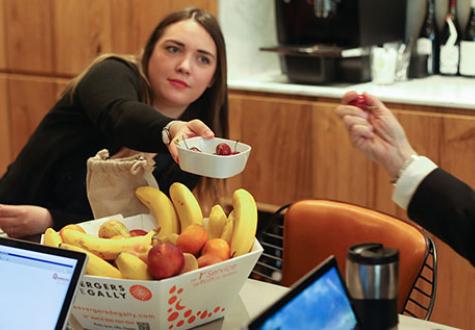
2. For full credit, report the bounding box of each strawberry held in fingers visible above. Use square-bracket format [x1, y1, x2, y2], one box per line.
[349, 94, 369, 111]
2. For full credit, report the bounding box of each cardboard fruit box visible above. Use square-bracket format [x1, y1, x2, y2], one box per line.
[62, 214, 263, 330]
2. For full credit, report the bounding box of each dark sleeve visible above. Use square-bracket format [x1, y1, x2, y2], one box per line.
[76, 58, 171, 153]
[49, 209, 92, 231]
[407, 168, 475, 265]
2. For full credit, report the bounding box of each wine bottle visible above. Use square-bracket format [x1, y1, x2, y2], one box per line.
[460, 0, 475, 77]
[416, 0, 439, 75]
[439, 0, 461, 76]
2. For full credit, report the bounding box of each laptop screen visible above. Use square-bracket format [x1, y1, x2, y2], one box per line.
[0, 237, 87, 330]
[247, 256, 359, 330]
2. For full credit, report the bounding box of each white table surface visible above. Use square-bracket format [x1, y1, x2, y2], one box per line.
[229, 73, 475, 110]
[196, 279, 459, 330]
[71, 279, 457, 330]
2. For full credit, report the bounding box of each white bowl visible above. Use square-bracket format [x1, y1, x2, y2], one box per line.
[176, 137, 251, 179]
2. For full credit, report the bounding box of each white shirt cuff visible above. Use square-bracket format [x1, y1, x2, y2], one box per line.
[392, 156, 438, 209]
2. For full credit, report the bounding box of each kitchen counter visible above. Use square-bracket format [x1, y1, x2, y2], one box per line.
[229, 73, 475, 110]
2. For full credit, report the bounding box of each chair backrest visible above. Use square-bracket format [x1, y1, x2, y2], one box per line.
[281, 199, 434, 314]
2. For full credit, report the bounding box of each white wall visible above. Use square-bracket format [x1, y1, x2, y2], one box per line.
[218, 0, 279, 79]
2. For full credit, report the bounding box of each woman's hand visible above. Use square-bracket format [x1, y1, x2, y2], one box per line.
[335, 91, 416, 180]
[166, 119, 215, 163]
[0, 204, 53, 238]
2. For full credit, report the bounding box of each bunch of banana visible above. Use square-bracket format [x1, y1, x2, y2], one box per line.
[115, 252, 152, 280]
[61, 243, 122, 279]
[135, 186, 180, 241]
[230, 189, 258, 257]
[61, 228, 155, 260]
[169, 182, 203, 231]
[207, 204, 227, 239]
[220, 211, 234, 244]
[43, 228, 62, 248]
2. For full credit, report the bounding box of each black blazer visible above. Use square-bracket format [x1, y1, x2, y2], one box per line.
[408, 168, 474, 266]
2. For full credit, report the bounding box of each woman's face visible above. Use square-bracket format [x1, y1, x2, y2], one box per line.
[148, 19, 217, 113]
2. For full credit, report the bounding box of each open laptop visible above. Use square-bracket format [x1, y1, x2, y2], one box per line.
[0, 236, 87, 330]
[245, 256, 360, 330]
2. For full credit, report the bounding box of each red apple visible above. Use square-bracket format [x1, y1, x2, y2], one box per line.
[129, 229, 148, 237]
[147, 243, 184, 280]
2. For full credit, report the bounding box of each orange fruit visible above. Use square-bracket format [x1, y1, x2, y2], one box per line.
[176, 224, 208, 256]
[197, 254, 224, 268]
[202, 238, 230, 261]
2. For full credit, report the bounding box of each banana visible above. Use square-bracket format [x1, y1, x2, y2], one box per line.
[43, 228, 62, 247]
[135, 186, 180, 240]
[61, 228, 155, 258]
[115, 252, 152, 280]
[207, 204, 227, 239]
[220, 211, 234, 244]
[98, 219, 130, 239]
[169, 182, 203, 231]
[230, 189, 258, 257]
[60, 243, 122, 279]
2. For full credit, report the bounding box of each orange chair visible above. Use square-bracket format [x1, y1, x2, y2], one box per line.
[251, 200, 437, 320]
[278, 200, 437, 320]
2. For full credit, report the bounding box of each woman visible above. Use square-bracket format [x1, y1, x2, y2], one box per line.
[0, 8, 228, 238]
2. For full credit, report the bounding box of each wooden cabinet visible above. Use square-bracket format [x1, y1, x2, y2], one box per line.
[3, 0, 55, 74]
[228, 94, 314, 205]
[229, 90, 475, 330]
[0, 0, 6, 70]
[1, 0, 217, 77]
[52, 0, 112, 76]
[228, 93, 375, 207]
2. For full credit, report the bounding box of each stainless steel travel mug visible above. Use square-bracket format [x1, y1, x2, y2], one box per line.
[346, 243, 399, 330]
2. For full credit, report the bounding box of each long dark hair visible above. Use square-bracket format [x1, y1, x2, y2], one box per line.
[67, 7, 228, 139]
[141, 7, 228, 139]
[140, 8, 230, 209]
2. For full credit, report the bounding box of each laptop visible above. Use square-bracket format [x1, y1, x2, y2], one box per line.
[245, 256, 360, 330]
[0, 236, 87, 330]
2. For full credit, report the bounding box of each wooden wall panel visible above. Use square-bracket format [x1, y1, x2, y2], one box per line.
[440, 113, 475, 187]
[52, 0, 112, 76]
[109, 0, 168, 55]
[0, 75, 10, 175]
[312, 101, 374, 207]
[228, 94, 313, 205]
[170, 0, 216, 14]
[4, 0, 54, 74]
[0, 0, 6, 70]
[8, 75, 65, 158]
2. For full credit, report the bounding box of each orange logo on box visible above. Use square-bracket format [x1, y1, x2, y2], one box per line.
[167, 285, 225, 329]
[129, 285, 153, 301]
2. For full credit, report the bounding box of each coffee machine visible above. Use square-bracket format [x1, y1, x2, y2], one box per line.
[262, 0, 407, 84]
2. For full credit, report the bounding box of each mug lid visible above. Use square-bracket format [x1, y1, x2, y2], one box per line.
[347, 243, 399, 265]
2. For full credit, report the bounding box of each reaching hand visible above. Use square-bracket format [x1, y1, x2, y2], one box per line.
[166, 119, 215, 163]
[335, 91, 416, 180]
[0, 204, 53, 238]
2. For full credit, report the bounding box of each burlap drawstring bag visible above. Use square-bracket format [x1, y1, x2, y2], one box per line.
[86, 149, 158, 219]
